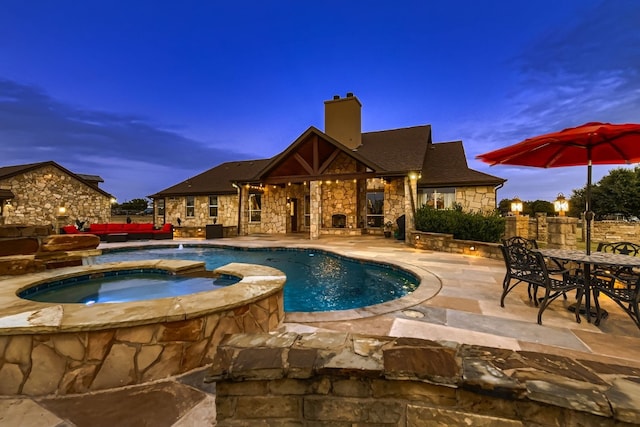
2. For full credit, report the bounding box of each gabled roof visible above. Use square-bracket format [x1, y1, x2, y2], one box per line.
[357, 125, 431, 173]
[76, 174, 104, 184]
[149, 159, 270, 197]
[253, 126, 384, 181]
[419, 141, 505, 187]
[0, 161, 113, 198]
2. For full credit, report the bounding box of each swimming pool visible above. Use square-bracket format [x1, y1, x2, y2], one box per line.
[95, 246, 419, 312]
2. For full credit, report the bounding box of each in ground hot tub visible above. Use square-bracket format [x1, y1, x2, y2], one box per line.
[0, 260, 285, 396]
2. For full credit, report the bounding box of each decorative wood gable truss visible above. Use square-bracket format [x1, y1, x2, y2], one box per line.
[250, 127, 383, 185]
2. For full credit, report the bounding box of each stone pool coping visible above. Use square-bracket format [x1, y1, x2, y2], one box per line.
[0, 260, 286, 334]
[97, 242, 442, 323]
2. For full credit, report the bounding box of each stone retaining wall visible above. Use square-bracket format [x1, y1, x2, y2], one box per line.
[409, 230, 502, 259]
[590, 221, 640, 243]
[209, 332, 640, 425]
[0, 262, 285, 396]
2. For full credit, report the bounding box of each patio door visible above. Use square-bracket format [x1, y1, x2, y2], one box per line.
[290, 198, 298, 232]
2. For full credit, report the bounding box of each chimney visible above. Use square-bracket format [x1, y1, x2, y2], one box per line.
[324, 93, 362, 150]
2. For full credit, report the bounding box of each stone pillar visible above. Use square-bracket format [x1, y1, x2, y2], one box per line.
[504, 215, 530, 239]
[547, 216, 578, 249]
[238, 185, 249, 236]
[403, 176, 417, 242]
[535, 213, 548, 243]
[309, 181, 321, 240]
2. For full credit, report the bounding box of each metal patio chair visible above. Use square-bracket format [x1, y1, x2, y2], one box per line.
[500, 239, 582, 324]
[591, 268, 640, 330]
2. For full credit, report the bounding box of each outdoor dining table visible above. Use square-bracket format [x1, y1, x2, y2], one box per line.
[538, 248, 640, 323]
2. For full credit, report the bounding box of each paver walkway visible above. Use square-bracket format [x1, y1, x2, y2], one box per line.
[2, 235, 639, 426]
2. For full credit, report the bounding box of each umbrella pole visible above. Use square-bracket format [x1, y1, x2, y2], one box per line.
[585, 160, 593, 255]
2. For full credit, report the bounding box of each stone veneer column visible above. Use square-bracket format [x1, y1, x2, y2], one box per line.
[309, 181, 321, 240]
[238, 185, 249, 236]
[403, 176, 417, 241]
[504, 215, 530, 239]
[547, 216, 578, 249]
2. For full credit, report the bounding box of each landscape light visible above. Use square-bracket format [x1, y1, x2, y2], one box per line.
[554, 193, 569, 216]
[510, 197, 523, 216]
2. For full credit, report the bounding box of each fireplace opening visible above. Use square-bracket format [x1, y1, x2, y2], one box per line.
[332, 214, 346, 228]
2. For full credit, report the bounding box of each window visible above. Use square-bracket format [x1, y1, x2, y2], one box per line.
[186, 196, 195, 217]
[366, 191, 384, 228]
[157, 199, 165, 216]
[419, 187, 456, 210]
[209, 196, 218, 218]
[249, 193, 261, 222]
[304, 195, 310, 227]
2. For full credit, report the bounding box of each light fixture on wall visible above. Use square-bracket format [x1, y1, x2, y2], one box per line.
[510, 197, 523, 216]
[554, 193, 569, 216]
[58, 206, 66, 215]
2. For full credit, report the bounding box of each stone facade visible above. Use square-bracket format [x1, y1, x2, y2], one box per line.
[210, 332, 640, 425]
[153, 158, 497, 240]
[158, 194, 237, 229]
[0, 164, 111, 228]
[455, 185, 497, 213]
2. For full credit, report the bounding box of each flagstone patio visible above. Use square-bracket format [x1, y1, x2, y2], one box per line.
[1, 235, 639, 426]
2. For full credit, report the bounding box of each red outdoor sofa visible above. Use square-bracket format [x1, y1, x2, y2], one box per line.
[61, 223, 173, 241]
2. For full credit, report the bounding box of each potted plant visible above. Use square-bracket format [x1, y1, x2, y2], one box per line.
[383, 220, 394, 238]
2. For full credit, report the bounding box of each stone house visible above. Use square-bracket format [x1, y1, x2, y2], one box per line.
[0, 161, 113, 228]
[150, 94, 505, 239]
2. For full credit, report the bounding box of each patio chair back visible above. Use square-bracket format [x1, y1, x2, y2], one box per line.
[596, 241, 640, 257]
[499, 237, 540, 307]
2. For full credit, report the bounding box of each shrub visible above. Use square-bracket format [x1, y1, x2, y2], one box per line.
[414, 205, 505, 243]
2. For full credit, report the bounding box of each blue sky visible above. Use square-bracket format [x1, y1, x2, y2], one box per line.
[1, 0, 638, 203]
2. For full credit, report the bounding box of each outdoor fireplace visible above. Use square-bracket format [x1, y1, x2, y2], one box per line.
[332, 214, 346, 228]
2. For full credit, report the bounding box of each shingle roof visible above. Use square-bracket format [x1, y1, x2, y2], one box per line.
[150, 125, 505, 197]
[419, 141, 505, 187]
[149, 159, 270, 197]
[0, 161, 113, 198]
[357, 126, 431, 173]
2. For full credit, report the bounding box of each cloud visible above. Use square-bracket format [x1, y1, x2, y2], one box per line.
[0, 79, 253, 200]
[461, 0, 640, 202]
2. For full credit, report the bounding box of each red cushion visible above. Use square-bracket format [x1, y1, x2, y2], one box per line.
[124, 223, 140, 231]
[139, 223, 154, 231]
[107, 223, 125, 232]
[62, 225, 79, 234]
[89, 223, 107, 232]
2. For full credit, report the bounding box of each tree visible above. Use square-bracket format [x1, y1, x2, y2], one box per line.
[497, 198, 554, 216]
[525, 200, 554, 216]
[569, 166, 640, 219]
[113, 198, 150, 214]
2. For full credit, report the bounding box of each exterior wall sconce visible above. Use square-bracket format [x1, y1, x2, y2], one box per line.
[510, 197, 523, 216]
[554, 193, 569, 216]
[469, 245, 476, 251]
[58, 207, 67, 215]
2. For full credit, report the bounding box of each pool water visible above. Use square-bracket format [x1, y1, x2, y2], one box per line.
[95, 246, 419, 312]
[21, 270, 241, 304]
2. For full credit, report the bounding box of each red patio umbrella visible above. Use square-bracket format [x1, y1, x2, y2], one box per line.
[476, 122, 640, 254]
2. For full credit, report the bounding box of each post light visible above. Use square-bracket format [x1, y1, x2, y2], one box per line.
[510, 197, 523, 216]
[554, 193, 569, 216]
